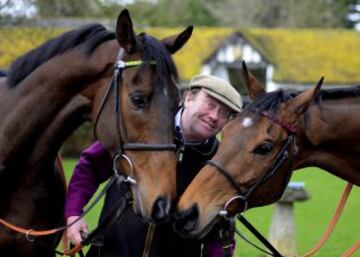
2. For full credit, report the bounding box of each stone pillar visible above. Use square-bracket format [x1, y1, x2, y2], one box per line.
[267, 182, 310, 257]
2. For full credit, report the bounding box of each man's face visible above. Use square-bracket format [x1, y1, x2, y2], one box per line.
[181, 89, 232, 142]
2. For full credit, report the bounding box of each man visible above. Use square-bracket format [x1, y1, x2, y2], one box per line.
[65, 74, 243, 257]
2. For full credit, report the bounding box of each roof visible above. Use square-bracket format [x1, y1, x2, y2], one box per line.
[1, 26, 359, 84]
[146, 27, 233, 81]
[241, 28, 360, 84]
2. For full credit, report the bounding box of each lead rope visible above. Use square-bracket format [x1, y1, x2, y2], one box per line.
[299, 182, 354, 257]
[341, 241, 360, 257]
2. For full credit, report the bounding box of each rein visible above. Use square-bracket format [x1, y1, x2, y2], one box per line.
[0, 156, 126, 256]
[233, 182, 356, 257]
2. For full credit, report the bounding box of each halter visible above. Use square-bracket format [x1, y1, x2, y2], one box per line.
[94, 47, 176, 184]
[207, 112, 296, 218]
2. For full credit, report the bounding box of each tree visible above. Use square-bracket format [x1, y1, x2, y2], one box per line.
[35, 0, 102, 17]
[118, 0, 218, 27]
[205, 0, 349, 28]
[1, 0, 352, 28]
[347, 0, 360, 29]
[0, 0, 37, 24]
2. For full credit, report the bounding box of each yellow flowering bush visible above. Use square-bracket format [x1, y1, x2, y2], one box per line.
[0, 27, 67, 69]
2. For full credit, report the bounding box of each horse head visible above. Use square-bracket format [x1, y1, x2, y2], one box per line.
[90, 10, 192, 222]
[1, 9, 192, 224]
[174, 61, 322, 238]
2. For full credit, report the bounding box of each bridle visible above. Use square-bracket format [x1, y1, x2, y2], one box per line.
[94, 47, 176, 184]
[207, 111, 297, 218]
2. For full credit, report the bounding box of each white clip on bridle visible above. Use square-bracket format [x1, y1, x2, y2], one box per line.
[113, 153, 137, 185]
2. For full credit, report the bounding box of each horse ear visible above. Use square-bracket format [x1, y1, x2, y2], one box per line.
[162, 26, 193, 54]
[286, 77, 324, 117]
[242, 61, 265, 99]
[115, 9, 137, 53]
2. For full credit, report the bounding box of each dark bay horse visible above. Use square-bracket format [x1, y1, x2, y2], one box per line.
[0, 9, 192, 256]
[174, 63, 360, 238]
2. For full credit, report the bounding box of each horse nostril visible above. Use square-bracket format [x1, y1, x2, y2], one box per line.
[151, 197, 170, 223]
[174, 204, 199, 235]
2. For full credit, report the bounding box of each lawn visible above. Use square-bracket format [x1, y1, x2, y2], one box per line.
[63, 160, 359, 257]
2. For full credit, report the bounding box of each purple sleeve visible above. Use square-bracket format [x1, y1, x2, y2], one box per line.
[64, 141, 112, 218]
[203, 238, 235, 257]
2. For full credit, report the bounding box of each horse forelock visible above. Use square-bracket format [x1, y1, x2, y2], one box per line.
[7, 24, 115, 88]
[141, 34, 179, 87]
[244, 90, 294, 118]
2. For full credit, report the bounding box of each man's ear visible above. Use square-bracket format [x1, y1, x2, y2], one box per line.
[183, 89, 200, 108]
[183, 91, 193, 108]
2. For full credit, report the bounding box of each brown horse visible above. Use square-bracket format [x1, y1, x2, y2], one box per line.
[0, 10, 192, 257]
[174, 63, 360, 238]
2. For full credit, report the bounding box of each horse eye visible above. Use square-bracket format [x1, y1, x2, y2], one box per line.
[253, 141, 274, 155]
[130, 93, 148, 109]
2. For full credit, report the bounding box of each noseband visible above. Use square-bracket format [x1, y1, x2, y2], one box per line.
[94, 47, 176, 184]
[207, 112, 296, 218]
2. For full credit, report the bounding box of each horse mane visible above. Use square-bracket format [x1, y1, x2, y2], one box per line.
[244, 85, 360, 117]
[316, 85, 360, 101]
[140, 33, 179, 86]
[7, 24, 115, 88]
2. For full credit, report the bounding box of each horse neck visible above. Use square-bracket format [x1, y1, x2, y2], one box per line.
[0, 40, 117, 169]
[29, 95, 91, 169]
[0, 92, 93, 235]
[293, 98, 360, 185]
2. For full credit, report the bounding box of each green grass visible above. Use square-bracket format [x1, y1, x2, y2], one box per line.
[63, 160, 359, 257]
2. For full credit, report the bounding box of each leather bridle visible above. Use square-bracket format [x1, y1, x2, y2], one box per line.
[206, 112, 296, 217]
[93, 47, 176, 184]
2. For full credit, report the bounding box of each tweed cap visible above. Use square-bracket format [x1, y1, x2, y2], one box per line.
[189, 74, 242, 112]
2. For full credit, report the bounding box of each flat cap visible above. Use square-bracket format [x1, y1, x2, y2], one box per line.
[189, 74, 242, 112]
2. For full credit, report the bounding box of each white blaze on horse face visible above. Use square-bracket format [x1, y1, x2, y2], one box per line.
[242, 117, 254, 128]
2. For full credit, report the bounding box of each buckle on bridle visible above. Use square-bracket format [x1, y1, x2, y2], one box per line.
[113, 153, 137, 185]
[219, 195, 248, 218]
[25, 230, 36, 242]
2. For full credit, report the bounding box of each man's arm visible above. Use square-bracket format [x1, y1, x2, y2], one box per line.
[203, 238, 235, 257]
[65, 141, 112, 244]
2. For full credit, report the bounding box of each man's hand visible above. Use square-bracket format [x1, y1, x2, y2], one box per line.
[66, 216, 88, 245]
